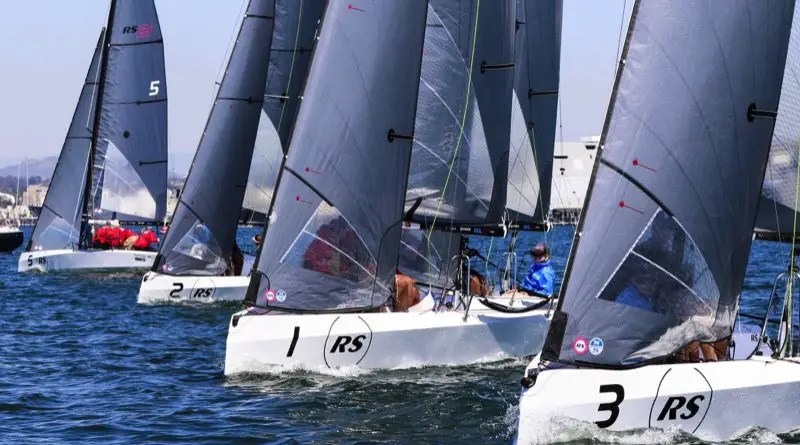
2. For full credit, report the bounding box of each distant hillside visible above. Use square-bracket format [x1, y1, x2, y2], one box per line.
[0, 156, 58, 178]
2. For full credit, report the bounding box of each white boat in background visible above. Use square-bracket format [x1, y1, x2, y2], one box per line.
[138, 0, 327, 305]
[19, 0, 168, 274]
[225, 0, 565, 374]
[515, 1, 800, 442]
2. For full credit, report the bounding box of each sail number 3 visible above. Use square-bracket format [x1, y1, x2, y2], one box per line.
[596, 384, 625, 428]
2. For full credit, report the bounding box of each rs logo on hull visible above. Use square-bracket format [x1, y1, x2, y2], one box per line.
[648, 367, 713, 433]
[323, 316, 372, 368]
[329, 335, 367, 353]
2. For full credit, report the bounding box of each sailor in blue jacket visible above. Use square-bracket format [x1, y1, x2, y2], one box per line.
[518, 243, 556, 297]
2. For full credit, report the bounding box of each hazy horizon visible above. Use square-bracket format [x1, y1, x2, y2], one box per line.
[0, 0, 632, 175]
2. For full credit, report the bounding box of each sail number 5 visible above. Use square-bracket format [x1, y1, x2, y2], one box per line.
[149, 80, 161, 97]
[596, 384, 625, 428]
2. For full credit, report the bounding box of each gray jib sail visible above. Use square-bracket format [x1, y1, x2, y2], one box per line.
[28, 31, 104, 251]
[398, 229, 460, 288]
[154, 0, 275, 276]
[756, 6, 800, 239]
[404, 0, 514, 226]
[506, 0, 562, 224]
[542, 0, 794, 367]
[90, 0, 168, 222]
[242, 0, 327, 219]
[248, 0, 428, 310]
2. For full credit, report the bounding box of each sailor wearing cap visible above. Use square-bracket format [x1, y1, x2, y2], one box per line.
[518, 243, 556, 297]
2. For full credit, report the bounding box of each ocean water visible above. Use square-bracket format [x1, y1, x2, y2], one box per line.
[1, 225, 798, 444]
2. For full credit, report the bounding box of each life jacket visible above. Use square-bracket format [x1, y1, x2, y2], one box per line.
[133, 230, 158, 250]
[106, 227, 123, 248]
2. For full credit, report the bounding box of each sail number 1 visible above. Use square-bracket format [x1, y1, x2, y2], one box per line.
[596, 384, 625, 428]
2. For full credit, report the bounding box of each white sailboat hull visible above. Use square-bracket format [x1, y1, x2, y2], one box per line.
[516, 354, 800, 443]
[224, 299, 550, 374]
[138, 271, 250, 304]
[17, 249, 156, 273]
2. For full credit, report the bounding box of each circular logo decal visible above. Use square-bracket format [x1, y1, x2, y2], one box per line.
[264, 289, 276, 302]
[589, 337, 604, 356]
[276, 289, 287, 303]
[572, 336, 589, 355]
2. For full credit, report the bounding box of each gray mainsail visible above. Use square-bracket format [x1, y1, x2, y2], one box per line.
[154, 0, 274, 276]
[27, 32, 104, 252]
[247, 0, 428, 311]
[242, 0, 327, 220]
[756, 8, 800, 239]
[404, 0, 514, 228]
[507, 0, 562, 227]
[542, 0, 794, 367]
[88, 0, 168, 223]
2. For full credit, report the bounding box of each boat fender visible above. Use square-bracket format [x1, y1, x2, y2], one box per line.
[231, 315, 240, 328]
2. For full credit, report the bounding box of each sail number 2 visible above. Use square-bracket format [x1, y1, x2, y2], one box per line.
[596, 384, 625, 428]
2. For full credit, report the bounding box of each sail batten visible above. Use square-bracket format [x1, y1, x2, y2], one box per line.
[154, 0, 275, 276]
[248, 0, 429, 311]
[543, 0, 795, 368]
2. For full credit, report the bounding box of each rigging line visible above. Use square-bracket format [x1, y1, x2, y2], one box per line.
[275, 0, 306, 137]
[614, 0, 628, 78]
[789, 122, 800, 324]
[425, 0, 482, 278]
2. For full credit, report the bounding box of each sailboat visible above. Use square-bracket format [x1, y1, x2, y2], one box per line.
[515, 1, 800, 442]
[224, 0, 564, 374]
[137, 0, 326, 304]
[18, 0, 168, 273]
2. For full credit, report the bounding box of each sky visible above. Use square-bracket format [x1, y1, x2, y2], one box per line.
[0, 0, 632, 174]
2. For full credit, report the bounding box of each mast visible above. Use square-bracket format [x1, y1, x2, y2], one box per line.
[79, 0, 116, 248]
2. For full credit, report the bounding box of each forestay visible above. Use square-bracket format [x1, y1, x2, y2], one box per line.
[242, 0, 327, 220]
[154, 0, 274, 276]
[27, 32, 104, 252]
[542, 0, 794, 367]
[90, 0, 168, 223]
[404, 0, 514, 227]
[247, 0, 428, 311]
[756, 5, 800, 239]
[506, 0, 562, 225]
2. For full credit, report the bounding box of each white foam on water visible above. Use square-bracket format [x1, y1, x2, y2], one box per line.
[515, 415, 686, 445]
[728, 426, 782, 444]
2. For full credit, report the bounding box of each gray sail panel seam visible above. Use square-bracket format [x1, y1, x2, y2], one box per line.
[629, 250, 713, 313]
[245, 14, 275, 20]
